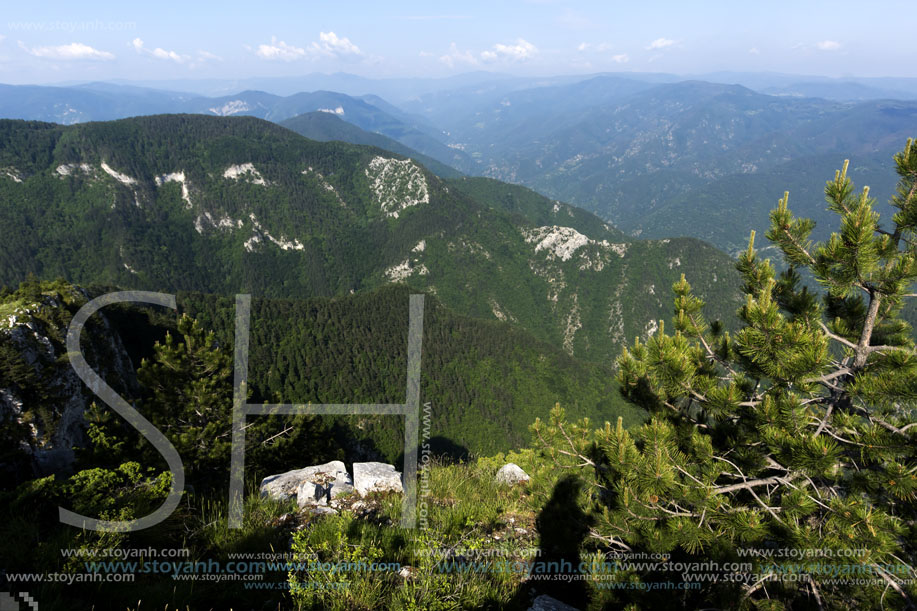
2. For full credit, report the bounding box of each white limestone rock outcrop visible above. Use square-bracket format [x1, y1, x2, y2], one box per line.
[495, 463, 530, 485]
[296, 466, 354, 507]
[353, 462, 403, 496]
[364, 156, 429, 218]
[259, 461, 350, 503]
[223, 162, 267, 186]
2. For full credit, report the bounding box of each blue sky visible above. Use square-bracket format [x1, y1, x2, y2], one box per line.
[0, 0, 914, 84]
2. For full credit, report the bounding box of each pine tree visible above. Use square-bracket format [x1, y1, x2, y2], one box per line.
[137, 314, 233, 485]
[534, 140, 917, 609]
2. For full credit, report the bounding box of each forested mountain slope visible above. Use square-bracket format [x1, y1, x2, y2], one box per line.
[1, 280, 642, 474]
[0, 115, 742, 363]
[280, 111, 463, 178]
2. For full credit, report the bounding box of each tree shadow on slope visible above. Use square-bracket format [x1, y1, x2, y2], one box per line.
[496, 474, 594, 610]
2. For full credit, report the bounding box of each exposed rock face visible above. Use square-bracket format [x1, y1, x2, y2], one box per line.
[1, 285, 137, 478]
[262, 460, 404, 505]
[495, 463, 530, 485]
[353, 462, 403, 496]
[259, 460, 350, 503]
[364, 156, 429, 218]
[296, 465, 354, 507]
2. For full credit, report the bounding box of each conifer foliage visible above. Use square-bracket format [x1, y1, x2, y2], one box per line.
[534, 140, 917, 609]
[137, 314, 234, 484]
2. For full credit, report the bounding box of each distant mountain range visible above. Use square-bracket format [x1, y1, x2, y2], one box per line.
[417, 77, 915, 252]
[55, 70, 917, 102]
[280, 112, 462, 178]
[0, 83, 475, 174]
[2, 73, 914, 254]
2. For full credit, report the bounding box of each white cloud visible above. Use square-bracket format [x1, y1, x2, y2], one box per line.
[255, 32, 363, 62]
[481, 38, 537, 62]
[256, 36, 306, 61]
[577, 42, 613, 52]
[312, 31, 362, 58]
[151, 47, 185, 63]
[20, 41, 114, 61]
[440, 42, 478, 68]
[187, 50, 223, 70]
[578, 42, 627, 63]
[646, 38, 676, 50]
[131, 38, 189, 63]
[748, 47, 761, 55]
[0, 35, 6, 44]
[816, 40, 841, 51]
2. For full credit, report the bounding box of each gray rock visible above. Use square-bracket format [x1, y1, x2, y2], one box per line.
[495, 463, 530, 485]
[528, 594, 580, 611]
[303, 505, 338, 516]
[353, 462, 403, 496]
[259, 461, 350, 503]
[296, 467, 354, 507]
[1, 289, 137, 477]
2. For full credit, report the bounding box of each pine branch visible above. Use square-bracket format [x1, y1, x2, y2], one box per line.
[805, 366, 852, 387]
[558, 420, 595, 468]
[807, 574, 825, 611]
[813, 404, 833, 437]
[866, 343, 916, 355]
[534, 423, 595, 468]
[865, 414, 917, 437]
[748, 485, 784, 525]
[873, 564, 916, 610]
[786, 477, 833, 511]
[818, 321, 857, 350]
[854, 291, 883, 369]
[777, 222, 817, 266]
[674, 463, 708, 487]
[587, 529, 632, 551]
[686, 310, 739, 376]
[713, 474, 800, 495]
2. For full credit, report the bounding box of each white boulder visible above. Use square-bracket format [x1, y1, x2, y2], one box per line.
[353, 462, 403, 496]
[259, 460, 350, 503]
[296, 467, 354, 507]
[495, 463, 530, 485]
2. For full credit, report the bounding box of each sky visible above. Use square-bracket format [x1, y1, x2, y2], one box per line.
[0, 0, 915, 85]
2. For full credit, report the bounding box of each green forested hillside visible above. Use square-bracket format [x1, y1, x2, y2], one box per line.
[280, 112, 463, 178]
[0, 114, 742, 363]
[177, 285, 643, 459]
[444, 176, 630, 242]
[1, 280, 641, 473]
[629, 151, 899, 252]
